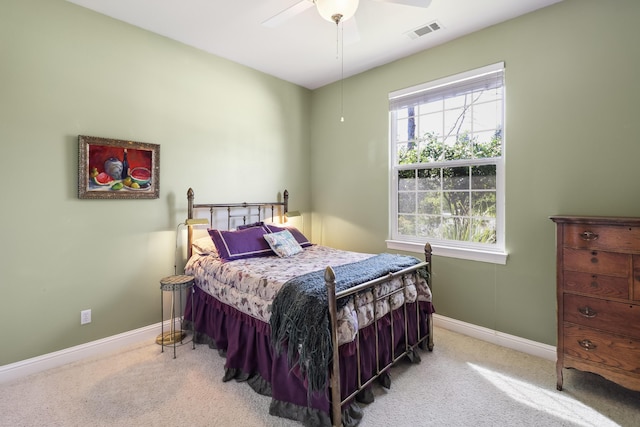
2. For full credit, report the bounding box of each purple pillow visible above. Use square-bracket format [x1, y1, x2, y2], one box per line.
[264, 225, 312, 248]
[208, 226, 274, 262]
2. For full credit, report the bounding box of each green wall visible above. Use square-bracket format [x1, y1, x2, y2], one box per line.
[0, 0, 311, 365]
[310, 0, 640, 345]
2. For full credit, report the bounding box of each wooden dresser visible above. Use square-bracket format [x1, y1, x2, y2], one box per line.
[550, 216, 640, 392]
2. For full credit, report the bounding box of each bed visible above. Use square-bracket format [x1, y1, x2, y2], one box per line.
[182, 188, 434, 426]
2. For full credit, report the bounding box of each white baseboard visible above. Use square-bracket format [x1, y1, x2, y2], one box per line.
[433, 314, 557, 361]
[0, 321, 169, 384]
[1, 316, 556, 384]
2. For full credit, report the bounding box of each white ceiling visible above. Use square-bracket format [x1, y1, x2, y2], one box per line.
[66, 0, 562, 90]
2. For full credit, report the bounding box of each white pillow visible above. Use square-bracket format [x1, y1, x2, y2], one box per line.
[192, 236, 218, 256]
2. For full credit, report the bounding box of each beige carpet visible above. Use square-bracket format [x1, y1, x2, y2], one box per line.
[1, 327, 639, 427]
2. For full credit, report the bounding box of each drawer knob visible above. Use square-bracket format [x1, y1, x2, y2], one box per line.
[578, 306, 597, 318]
[579, 231, 599, 241]
[578, 339, 597, 351]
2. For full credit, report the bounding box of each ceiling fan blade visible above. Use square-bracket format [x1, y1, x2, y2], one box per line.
[262, 1, 315, 28]
[374, 0, 432, 7]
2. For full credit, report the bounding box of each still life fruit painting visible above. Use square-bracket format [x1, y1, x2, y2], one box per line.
[78, 135, 160, 199]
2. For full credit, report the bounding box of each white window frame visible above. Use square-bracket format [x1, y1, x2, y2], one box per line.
[386, 63, 508, 264]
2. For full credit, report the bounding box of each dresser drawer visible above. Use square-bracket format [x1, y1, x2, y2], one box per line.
[563, 247, 629, 277]
[564, 294, 640, 338]
[563, 271, 628, 299]
[563, 323, 640, 374]
[564, 223, 640, 252]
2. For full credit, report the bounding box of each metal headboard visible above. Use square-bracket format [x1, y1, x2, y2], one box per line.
[186, 187, 289, 258]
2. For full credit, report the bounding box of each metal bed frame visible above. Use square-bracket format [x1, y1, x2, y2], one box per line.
[186, 188, 433, 427]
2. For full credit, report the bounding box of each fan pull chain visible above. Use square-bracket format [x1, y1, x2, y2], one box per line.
[332, 14, 346, 123]
[335, 20, 340, 60]
[341, 22, 345, 123]
[335, 20, 345, 123]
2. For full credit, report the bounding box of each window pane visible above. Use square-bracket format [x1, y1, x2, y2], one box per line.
[398, 169, 415, 190]
[471, 191, 496, 217]
[471, 165, 496, 189]
[473, 132, 501, 158]
[396, 117, 409, 142]
[417, 168, 440, 190]
[419, 135, 443, 162]
[417, 215, 442, 238]
[473, 101, 501, 131]
[398, 144, 419, 164]
[444, 107, 470, 137]
[443, 191, 470, 216]
[418, 112, 442, 137]
[471, 218, 496, 243]
[473, 130, 495, 147]
[445, 137, 474, 161]
[418, 191, 441, 214]
[398, 192, 416, 214]
[398, 214, 416, 235]
[442, 216, 471, 241]
[443, 167, 469, 190]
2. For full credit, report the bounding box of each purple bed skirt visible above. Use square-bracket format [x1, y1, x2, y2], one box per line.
[184, 285, 434, 426]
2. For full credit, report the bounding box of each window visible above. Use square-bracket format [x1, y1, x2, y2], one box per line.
[387, 63, 507, 264]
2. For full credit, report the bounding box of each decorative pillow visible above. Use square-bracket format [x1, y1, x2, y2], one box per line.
[236, 221, 264, 230]
[264, 225, 312, 247]
[192, 236, 218, 257]
[208, 226, 274, 262]
[263, 230, 303, 258]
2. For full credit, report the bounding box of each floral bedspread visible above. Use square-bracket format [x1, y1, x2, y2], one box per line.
[185, 245, 432, 345]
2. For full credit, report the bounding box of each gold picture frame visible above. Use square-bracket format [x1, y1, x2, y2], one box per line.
[78, 135, 160, 199]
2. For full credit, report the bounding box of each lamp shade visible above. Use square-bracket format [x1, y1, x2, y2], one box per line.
[185, 218, 209, 226]
[316, 0, 359, 23]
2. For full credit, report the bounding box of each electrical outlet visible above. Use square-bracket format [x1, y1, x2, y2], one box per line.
[81, 309, 92, 325]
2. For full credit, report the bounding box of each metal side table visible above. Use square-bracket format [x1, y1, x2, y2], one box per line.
[157, 274, 195, 358]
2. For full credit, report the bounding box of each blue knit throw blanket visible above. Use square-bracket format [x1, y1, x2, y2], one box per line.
[269, 253, 424, 394]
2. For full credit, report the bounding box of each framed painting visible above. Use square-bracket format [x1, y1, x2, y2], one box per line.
[78, 135, 160, 199]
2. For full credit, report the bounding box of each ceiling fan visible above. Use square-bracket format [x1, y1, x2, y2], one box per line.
[262, 0, 433, 29]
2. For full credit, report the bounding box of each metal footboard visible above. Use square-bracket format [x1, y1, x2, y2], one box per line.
[325, 243, 433, 427]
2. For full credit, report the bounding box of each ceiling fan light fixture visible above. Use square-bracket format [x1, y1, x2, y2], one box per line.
[315, 0, 360, 24]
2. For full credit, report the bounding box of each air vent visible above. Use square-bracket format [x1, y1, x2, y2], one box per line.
[406, 21, 443, 40]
